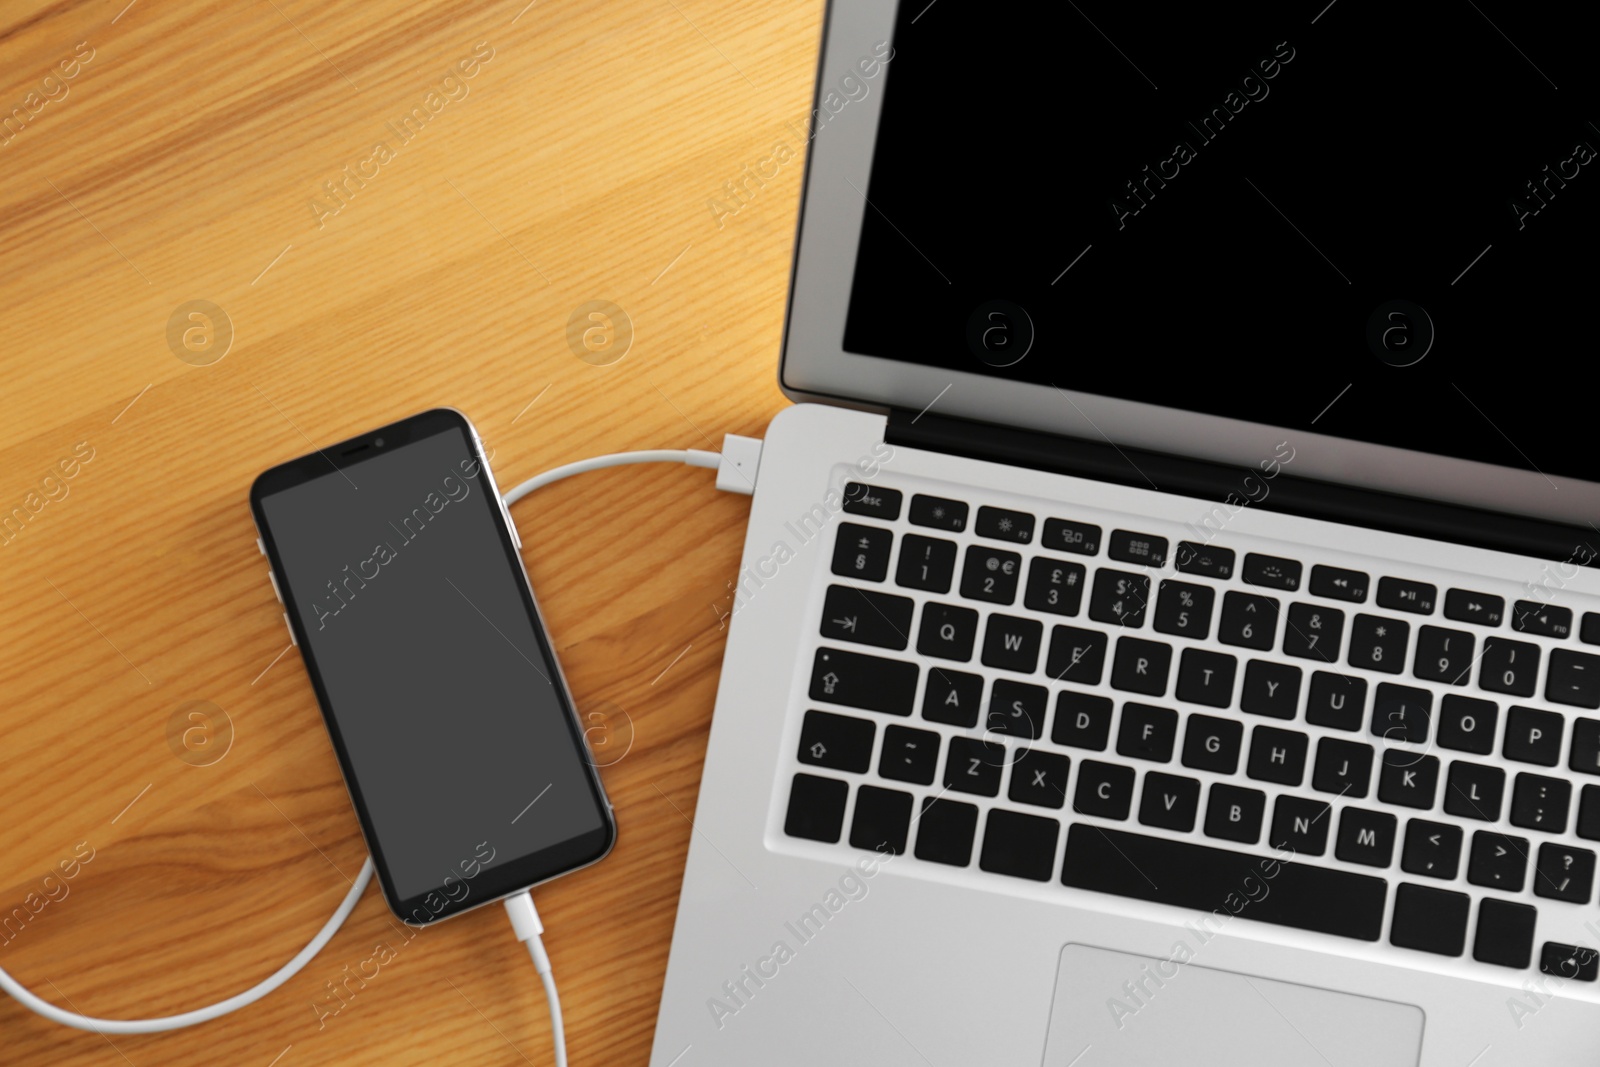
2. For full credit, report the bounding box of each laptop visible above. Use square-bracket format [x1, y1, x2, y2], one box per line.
[652, 2, 1600, 1063]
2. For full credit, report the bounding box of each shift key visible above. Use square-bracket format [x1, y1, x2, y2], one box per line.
[810, 647, 919, 716]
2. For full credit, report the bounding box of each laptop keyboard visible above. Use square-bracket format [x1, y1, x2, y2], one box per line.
[782, 480, 1600, 981]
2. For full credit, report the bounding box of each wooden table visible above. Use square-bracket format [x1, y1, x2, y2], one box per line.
[0, 1, 819, 1062]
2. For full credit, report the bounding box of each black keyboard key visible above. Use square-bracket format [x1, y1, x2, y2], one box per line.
[914, 797, 978, 866]
[1120, 703, 1184, 764]
[1348, 614, 1409, 674]
[1240, 660, 1302, 719]
[1108, 529, 1168, 568]
[832, 523, 892, 582]
[1468, 831, 1529, 891]
[1117, 703, 1178, 763]
[1182, 714, 1244, 775]
[1247, 726, 1308, 786]
[908, 493, 967, 532]
[1504, 705, 1563, 766]
[917, 602, 979, 662]
[1378, 577, 1436, 615]
[1283, 602, 1343, 663]
[1270, 796, 1332, 855]
[975, 505, 1034, 544]
[798, 710, 875, 773]
[1242, 552, 1302, 591]
[1511, 773, 1570, 833]
[1534, 843, 1595, 903]
[1541, 942, 1600, 981]
[1444, 761, 1504, 822]
[1175, 648, 1237, 708]
[1586, 612, 1600, 646]
[1413, 626, 1474, 686]
[981, 614, 1042, 673]
[1053, 691, 1112, 750]
[1305, 671, 1367, 731]
[1402, 820, 1462, 879]
[1445, 588, 1505, 627]
[1573, 718, 1600, 775]
[1153, 580, 1213, 640]
[922, 667, 982, 727]
[810, 647, 919, 715]
[878, 724, 940, 785]
[1514, 600, 1573, 638]
[1024, 557, 1086, 616]
[1481, 638, 1540, 698]
[1175, 542, 1235, 579]
[1009, 748, 1071, 809]
[945, 736, 1004, 796]
[1437, 695, 1497, 754]
[1139, 772, 1201, 832]
[842, 482, 902, 520]
[1547, 649, 1600, 709]
[1313, 738, 1374, 797]
[1089, 569, 1150, 628]
[820, 585, 914, 650]
[1310, 565, 1369, 603]
[896, 534, 957, 593]
[784, 774, 848, 842]
[849, 785, 912, 854]
[1218, 591, 1278, 650]
[986, 679, 1046, 739]
[1474, 899, 1537, 969]
[979, 808, 1059, 881]
[960, 545, 1022, 604]
[1061, 824, 1388, 941]
[1582, 784, 1600, 840]
[1391, 883, 1469, 957]
[1371, 683, 1431, 744]
[1205, 784, 1265, 844]
[1377, 750, 1439, 809]
[1045, 625, 1108, 685]
[1336, 808, 1397, 867]
[1111, 637, 1172, 697]
[1041, 517, 1101, 556]
[1074, 760, 1135, 819]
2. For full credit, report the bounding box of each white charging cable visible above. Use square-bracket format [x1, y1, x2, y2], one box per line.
[0, 433, 762, 1047]
[0, 859, 376, 1034]
[504, 892, 565, 1067]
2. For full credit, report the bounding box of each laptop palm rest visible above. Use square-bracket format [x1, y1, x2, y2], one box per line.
[1043, 944, 1424, 1066]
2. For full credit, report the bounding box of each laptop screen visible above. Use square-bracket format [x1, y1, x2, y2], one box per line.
[841, 2, 1596, 482]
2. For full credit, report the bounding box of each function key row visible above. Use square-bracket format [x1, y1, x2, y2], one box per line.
[844, 482, 1114, 557]
[840, 488, 1600, 640]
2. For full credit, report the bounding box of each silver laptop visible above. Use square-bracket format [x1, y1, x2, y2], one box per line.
[651, 3, 1600, 1063]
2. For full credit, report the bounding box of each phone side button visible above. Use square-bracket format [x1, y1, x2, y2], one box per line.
[257, 536, 267, 557]
[268, 569, 284, 603]
[283, 612, 297, 647]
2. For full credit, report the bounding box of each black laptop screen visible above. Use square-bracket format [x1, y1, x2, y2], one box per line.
[840, 2, 1597, 481]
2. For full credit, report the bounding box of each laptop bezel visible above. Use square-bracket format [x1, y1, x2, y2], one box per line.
[778, 0, 1600, 527]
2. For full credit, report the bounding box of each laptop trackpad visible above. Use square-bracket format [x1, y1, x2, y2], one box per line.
[1043, 944, 1423, 1066]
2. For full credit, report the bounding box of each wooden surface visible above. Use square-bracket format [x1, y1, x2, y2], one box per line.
[0, 1, 819, 1062]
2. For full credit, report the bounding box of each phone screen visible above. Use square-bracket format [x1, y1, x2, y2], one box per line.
[251, 409, 613, 923]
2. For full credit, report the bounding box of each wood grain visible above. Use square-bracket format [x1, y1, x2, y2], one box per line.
[0, 0, 818, 1062]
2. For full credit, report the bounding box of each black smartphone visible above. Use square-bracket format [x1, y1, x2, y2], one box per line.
[250, 408, 615, 924]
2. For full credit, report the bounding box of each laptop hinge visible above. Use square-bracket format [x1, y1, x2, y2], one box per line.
[885, 409, 1599, 568]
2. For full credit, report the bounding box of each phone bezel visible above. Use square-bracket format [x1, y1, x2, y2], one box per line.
[250, 407, 616, 925]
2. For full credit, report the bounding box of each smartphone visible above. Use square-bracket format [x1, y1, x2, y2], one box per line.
[250, 408, 615, 924]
